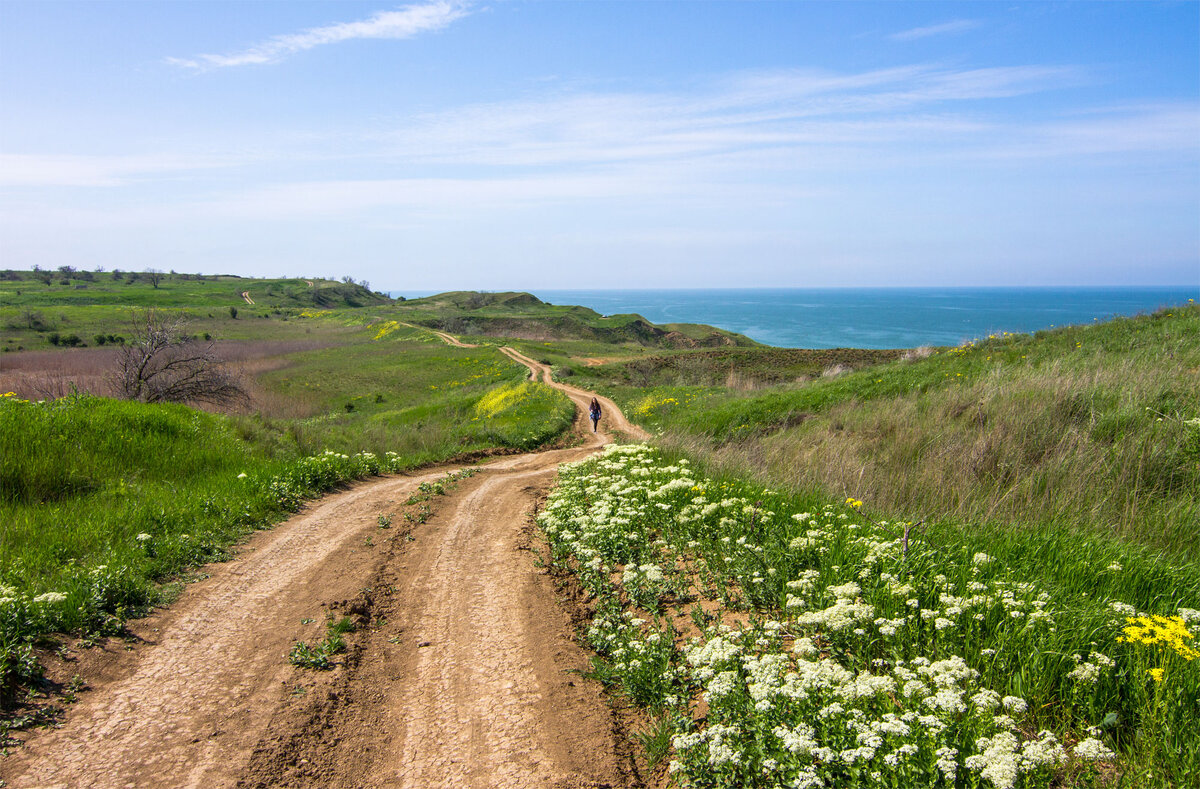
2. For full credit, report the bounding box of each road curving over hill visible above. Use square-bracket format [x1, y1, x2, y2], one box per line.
[1, 338, 646, 789]
[500, 345, 649, 441]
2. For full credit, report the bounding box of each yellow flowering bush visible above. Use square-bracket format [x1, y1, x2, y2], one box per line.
[1118, 615, 1200, 663]
[1114, 613, 1200, 775]
[634, 392, 698, 417]
[372, 320, 403, 340]
[473, 381, 533, 418]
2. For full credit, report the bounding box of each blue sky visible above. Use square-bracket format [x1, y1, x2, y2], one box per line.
[1, 1, 1197, 290]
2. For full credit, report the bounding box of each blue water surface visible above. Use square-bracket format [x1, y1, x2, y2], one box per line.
[390, 287, 1198, 349]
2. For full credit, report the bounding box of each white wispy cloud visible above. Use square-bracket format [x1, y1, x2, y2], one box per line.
[167, 1, 470, 70]
[368, 64, 1086, 169]
[0, 153, 247, 187]
[890, 19, 981, 42]
[8, 64, 1193, 205]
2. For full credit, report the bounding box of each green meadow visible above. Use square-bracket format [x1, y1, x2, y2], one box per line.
[540, 444, 1200, 788]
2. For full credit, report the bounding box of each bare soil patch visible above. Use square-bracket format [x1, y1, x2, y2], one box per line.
[0, 340, 338, 408]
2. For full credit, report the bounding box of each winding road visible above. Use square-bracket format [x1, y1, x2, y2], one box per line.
[1, 338, 646, 789]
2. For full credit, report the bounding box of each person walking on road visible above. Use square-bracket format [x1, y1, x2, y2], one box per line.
[589, 397, 602, 433]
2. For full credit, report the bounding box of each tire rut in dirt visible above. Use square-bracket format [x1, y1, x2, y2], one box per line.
[238, 466, 638, 789]
[0, 472, 446, 789]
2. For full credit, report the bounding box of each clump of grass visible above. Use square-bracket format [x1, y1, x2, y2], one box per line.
[288, 616, 357, 670]
[471, 380, 574, 450]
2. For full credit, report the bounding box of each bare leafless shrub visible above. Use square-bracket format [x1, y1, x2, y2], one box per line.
[111, 310, 248, 406]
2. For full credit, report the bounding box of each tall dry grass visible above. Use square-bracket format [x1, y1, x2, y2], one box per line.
[0, 340, 336, 414]
[660, 355, 1199, 559]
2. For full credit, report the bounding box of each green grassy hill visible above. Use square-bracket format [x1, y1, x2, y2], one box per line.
[394, 291, 758, 348]
[0, 270, 389, 353]
[581, 304, 1200, 562]
[0, 269, 388, 310]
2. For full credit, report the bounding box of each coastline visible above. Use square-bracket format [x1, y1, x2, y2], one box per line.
[387, 285, 1199, 349]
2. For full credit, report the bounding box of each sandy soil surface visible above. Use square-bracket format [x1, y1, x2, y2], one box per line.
[1, 339, 644, 789]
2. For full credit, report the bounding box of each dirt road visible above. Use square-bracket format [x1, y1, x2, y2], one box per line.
[2, 345, 644, 788]
[433, 330, 476, 348]
[500, 347, 648, 441]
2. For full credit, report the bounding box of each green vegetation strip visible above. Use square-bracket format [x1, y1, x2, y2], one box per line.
[0, 373, 572, 702]
[538, 444, 1199, 788]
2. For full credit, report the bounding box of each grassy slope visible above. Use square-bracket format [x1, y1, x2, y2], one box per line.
[0, 278, 590, 706]
[569, 346, 903, 388]
[582, 305, 1200, 564]
[393, 290, 758, 348]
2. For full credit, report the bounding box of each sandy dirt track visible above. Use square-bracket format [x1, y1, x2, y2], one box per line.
[1, 341, 644, 789]
[391, 320, 478, 349]
[432, 330, 476, 348]
[499, 346, 649, 442]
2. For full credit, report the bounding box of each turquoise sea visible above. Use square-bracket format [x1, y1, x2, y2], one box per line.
[392, 287, 1198, 349]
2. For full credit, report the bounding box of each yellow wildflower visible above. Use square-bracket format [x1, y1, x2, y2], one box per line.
[1118, 615, 1200, 661]
[373, 320, 402, 340]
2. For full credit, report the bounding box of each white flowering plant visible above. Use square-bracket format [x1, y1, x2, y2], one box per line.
[538, 444, 1199, 787]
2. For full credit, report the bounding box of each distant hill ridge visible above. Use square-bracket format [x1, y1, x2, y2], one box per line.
[402, 290, 758, 349]
[0, 269, 389, 310]
[0, 270, 756, 349]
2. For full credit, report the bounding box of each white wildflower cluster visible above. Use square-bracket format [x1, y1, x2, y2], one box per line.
[1177, 608, 1200, 626]
[1073, 736, 1115, 761]
[1108, 600, 1138, 619]
[267, 449, 405, 509]
[621, 562, 668, 610]
[793, 582, 875, 632]
[670, 622, 1104, 788]
[964, 730, 1066, 789]
[535, 444, 1123, 789]
[1067, 651, 1115, 685]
